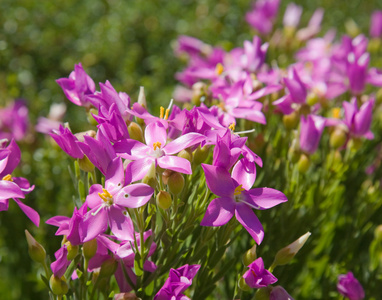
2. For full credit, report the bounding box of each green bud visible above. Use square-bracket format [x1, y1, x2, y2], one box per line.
[49, 275, 69, 296]
[238, 277, 251, 292]
[141, 162, 157, 189]
[65, 241, 79, 261]
[282, 111, 299, 130]
[192, 82, 208, 106]
[299, 104, 311, 117]
[349, 137, 362, 151]
[374, 225, 382, 242]
[128, 122, 144, 143]
[99, 258, 118, 278]
[283, 26, 296, 39]
[242, 244, 257, 266]
[177, 149, 193, 163]
[167, 172, 184, 195]
[254, 287, 271, 300]
[193, 145, 210, 165]
[83, 239, 98, 260]
[25, 230, 46, 264]
[156, 191, 172, 210]
[288, 147, 301, 164]
[87, 108, 99, 126]
[345, 19, 360, 38]
[297, 154, 310, 173]
[306, 92, 319, 106]
[368, 38, 381, 54]
[376, 88, 382, 105]
[330, 127, 347, 149]
[273, 232, 311, 267]
[78, 155, 95, 172]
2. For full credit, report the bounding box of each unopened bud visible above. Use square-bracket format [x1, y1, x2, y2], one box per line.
[192, 82, 208, 106]
[306, 92, 319, 106]
[83, 239, 98, 260]
[193, 145, 210, 165]
[167, 172, 184, 195]
[87, 108, 99, 126]
[376, 88, 382, 105]
[138, 86, 147, 108]
[283, 112, 299, 130]
[178, 149, 193, 163]
[254, 287, 271, 300]
[374, 225, 382, 242]
[49, 275, 69, 295]
[288, 147, 300, 164]
[238, 277, 251, 292]
[242, 244, 257, 266]
[273, 232, 311, 267]
[65, 241, 79, 261]
[142, 162, 157, 189]
[345, 19, 360, 38]
[25, 230, 46, 264]
[156, 191, 172, 210]
[99, 258, 118, 278]
[162, 169, 174, 185]
[297, 154, 310, 173]
[330, 127, 347, 149]
[299, 104, 310, 116]
[128, 122, 144, 143]
[78, 155, 95, 172]
[349, 137, 362, 151]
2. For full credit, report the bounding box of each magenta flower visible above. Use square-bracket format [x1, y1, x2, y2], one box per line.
[337, 272, 365, 300]
[245, 0, 280, 35]
[370, 10, 382, 38]
[114, 121, 205, 182]
[343, 98, 374, 139]
[270, 286, 294, 300]
[0, 139, 39, 226]
[80, 158, 153, 242]
[243, 257, 277, 288]
[201, 163, 287, 244]
[0, 100, 29, 141]
[154, 264, 200, 300]
[56, 63, 96, 107]
[299, 114, 326, 155]
[283, 3, 303, 28]
[50, 125, 84, 159]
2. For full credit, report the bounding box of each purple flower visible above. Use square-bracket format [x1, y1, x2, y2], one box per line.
[154, 264, 200, 300]
[299, 114, 326, 154]
[243, 257, 277, 288]
[347, 52, 370, 95]
[201, 163, 287, 244]
[50, 125, 85, 159]
[283, 3, 303, 28]
[370, 10, 382, 38]
[114, 121, 205, 182]
[0, 100, 29, 141]
[241, 36, 268, 73]
[337, 272, 365, 300]
[245, 0, 280, 35]
[0, 139, 39, 226]
[56, 63, 96, 107]
[80, 158, 153, 242]
[270, 286, 294, 300]
[343, 98, 374, 139]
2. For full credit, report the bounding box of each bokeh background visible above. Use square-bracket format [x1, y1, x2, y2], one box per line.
[0, 0, 381, 299]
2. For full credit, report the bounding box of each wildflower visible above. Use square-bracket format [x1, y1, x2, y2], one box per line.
[337, 272, 365, 300]
[243, 257, 277, 288]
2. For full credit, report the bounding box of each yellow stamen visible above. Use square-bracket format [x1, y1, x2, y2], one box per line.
[229, 123, 235, 131]
[160, 106, 165, 119]
[2, 174, 13, 182]
[153, 141, 162, 150]
[164, 108, 170, 120]
[332, 107, 341, 119]
[215, 63, 224, 76]
[234, 184, 245, 196]
[98, 188, 113, 203]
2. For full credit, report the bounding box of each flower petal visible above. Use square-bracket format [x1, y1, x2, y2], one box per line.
[145, 122, 167, 149]
[157, 156, 192, 174]
[80, 207, 108, 242]
[115, 183, 153, 208]
[13, 198, 40, 227]
[232, 159, 256, 190]
[201, 164, 235, 197]
[126, 158, 154, 182]
[200, 197, 235, 226]
[108, 206, 135, 240]
[235, 203, 264, 244]
[113, 139, 149, 160]
[164, 133, 205, 155]
[0, 180, 25, 200]
[244, 188, 288, 210]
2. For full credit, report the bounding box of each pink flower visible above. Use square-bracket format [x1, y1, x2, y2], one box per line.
[243, 257, 277, 288]
[337, 272, 365, 300]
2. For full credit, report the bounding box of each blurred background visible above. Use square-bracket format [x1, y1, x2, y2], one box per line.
[0, 0, 381, 299]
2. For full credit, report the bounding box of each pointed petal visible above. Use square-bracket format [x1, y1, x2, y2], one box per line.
[113, 139, 149, 160]
[115, 183, 153, 208]
[235, 203, 264, 244]
[200, 197, 235, 226]
[164, 133, 205, 154]
[126, 158, 154, 182]
[232, 159, 256, 190]
[105, 158, 125, 194]
[81, 207, 108, 242]
[145, 122, 167, 149]
[85, 184, 103, 209]
[108, 206, 135, 240]
[201, 164, 235, 197]
[157, 156, 192, 174]
[244, 188, 287, 210]
[13, 198, 40, 227]
[0, 180, 25, 200]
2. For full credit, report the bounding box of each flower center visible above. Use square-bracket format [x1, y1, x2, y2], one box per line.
[98, 188, 114, 206]
[215, 63, 224, 75]
[2, 174, 13, 182]
[228, 123, 235, 131]
[234, 184, 245, 196]
[159, 99, 174, 120]
[153, 141, 162, 150]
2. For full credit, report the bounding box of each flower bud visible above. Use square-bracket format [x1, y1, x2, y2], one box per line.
[193, 145, 210, 165]
[49, 275, 69, 295]
[25, 230, 46, 264]
[162, 169, 174, 185]
[306, 92, 319, 106]
[78, 155, 95, 172]
[242, 244, 257, 266]
[345, 19, 360, 38]
[192, 82, 208, 106]
[83, 239, 98, 261]
[299, 104, 310, 116]
[273, 232, 311, 267]
[65, 241, 79, 261]
[178, 149, 193, 163]
[374, 225, 382, 242]
[167, 172, 184, 195]
[156, 191, 172, 210]
[142, 162, 157, 189]
[87, 108, 99, 126]
[138, 86, 147, 108]
[255, 287, 271, 300]
[238, 277, 251, 292]
[330, 127, 347, 149]
[297, 154, 310, 173]
[288, 147, 300, 164]
[283, 111, 299, 130]
[99, 258, 118, 278]
[128, 122, 144, 143]
[349, 137, 362, 151]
